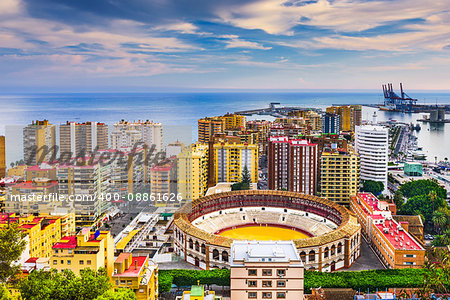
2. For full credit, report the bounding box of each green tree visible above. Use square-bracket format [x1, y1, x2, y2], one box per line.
[94, 289, 137, 300]
[432, 210, 447, 234]
[241, 165, 251, 185]
[399, 179, 447, 199]
[362, 180, 384, 195]
[393, 190, 404, 210]
[0, 224, 26, 283]
[399, 194, 446, 226]
[0, 284, 11, 300]
[231, 166, 251, 191]
[19, 268, 112, 300]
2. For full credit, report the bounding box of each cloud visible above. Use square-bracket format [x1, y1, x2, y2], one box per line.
[224, 38, 272, 50]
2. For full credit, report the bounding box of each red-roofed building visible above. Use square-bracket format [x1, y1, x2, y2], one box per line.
[351, 193, 425, 268]
[268, 136, 318, 195]
[113, 253, 158, 300]
[51, 228, 114, 278]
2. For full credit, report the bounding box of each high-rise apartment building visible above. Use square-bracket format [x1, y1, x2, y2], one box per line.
[198, 117, 225, 143]
[246, 120, 271, 154]
[212, 142, 258, 184]
[221, 113, 246, 130]
[165, 141, 185, 158]
[0, 136, 5, 178]
[60, 121, 108, 155]
[111, 120, 163, 153]
[150, 156, 177, 202]
[320, 150, 360, 206]
[355, 125, 389, 192]
[177, 144, 209, 202]
[326, 105, 362, 132]
[23, 120, 56, 165]
[268, 136, 318, 195]
[322, 113, 341, 134]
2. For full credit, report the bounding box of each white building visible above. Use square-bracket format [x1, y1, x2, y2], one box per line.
[355, 125, 389, 192]
[230, 241, 304, 300]
[111, 120, 163, 153]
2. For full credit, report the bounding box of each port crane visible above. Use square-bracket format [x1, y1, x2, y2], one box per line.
[381, 83, 417, 112]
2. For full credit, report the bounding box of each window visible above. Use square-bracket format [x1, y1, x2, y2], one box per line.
[53, 260, 57, 265]
[139, 289, 144, 293]
[55, 250, 58, 254]
[127, 280, 132, 285]
[222, 251, 229, 262]
[277, 269, 286, 276]
[87, 260, 91, 265]
[309, 250, 316, 262]
[68, 250, 73, 254]
[277, 281, 286, 287]
[262, 292, 272, 299]
[248, 269, 257, 276]
[277, 292, 286, 299]
[60, 260, 64, 264]
[248, 281, 257, 287]
[213, 249, 220, 260]
[262, 269, 272, 276]
[262, 281, 272, 287]
[248, 292, 257, 298]
[79, 260, 84, 265]
[67, 260, 71, 265]
[120, 280, 126, 285]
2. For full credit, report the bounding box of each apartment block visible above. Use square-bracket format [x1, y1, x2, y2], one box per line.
[23, 120, 56, 165]
[177, 144, 209, 202]
[320, 150, 360, 206]
[51, 228, 114, 277]
[60, 121, 108, 155]
[166, 141, 185, 158]
[111, 120, 163, 153]
[0, 136, 5, 178]
[322, 113, 341, 134]
[231, 241, 304, 300]
[212, 142, 259, 184]
[113, 253, 159, 300]
[246, 120, 272, 154]
[198, 117, 225, 143]
[268, 137, 318, 195]
[150, 156, 177, 202]
[221, 113, 246, 130]
[326, 105, 362, 132]
[350, 193, 425, 268]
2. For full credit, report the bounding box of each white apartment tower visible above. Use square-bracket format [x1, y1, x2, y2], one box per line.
[111, 120, 163, 153]
[355, 125, 389, 192]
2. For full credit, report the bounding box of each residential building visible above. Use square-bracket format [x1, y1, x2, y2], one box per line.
[404, 162, 423, 176]
[0, 213, 75, 258]
[351, 193, 425, 268]
[212, 142, 258, 184]
[268, 137, 318, 195]
[60, 121, 108, 156]
[177, 144, 209, 202]
[269, 123, 306, 138]
[221, 113, 246, 130]
[326, 105, 362, 132]
[355, 125, 389, 192]
[111, 120, 163, 153]
[230, 241, 304, 300]
[25, 164, 57, 181]
[198, 117, 225, 143]
[150, 156, 177, 205]
[166, 141, 185, 158]
[7, 165, 28, 177]
[0, 136, 5, 178]
[23, 120, 56, 165]
[112, 253, 158, 300]
[246, 120, 272, 154]
[320, 150, 360, 206]
[321, 113, 341, 134]
[287, 110, 322, 131]
[302, 134, 348, 158]
[51, 228, 114, 277]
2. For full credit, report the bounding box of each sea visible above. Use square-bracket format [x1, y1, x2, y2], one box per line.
[0, 92, 449, 165]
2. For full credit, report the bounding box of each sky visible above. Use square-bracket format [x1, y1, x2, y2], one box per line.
[0, 0, 449, 91]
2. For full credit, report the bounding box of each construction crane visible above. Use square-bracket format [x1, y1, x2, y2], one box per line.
[381, 83, 417, 112]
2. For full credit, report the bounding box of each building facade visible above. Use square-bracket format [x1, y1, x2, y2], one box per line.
[0, 136, 5, 178]
[320, 150, 360, 206]
[112, 253, 159, 300]
[23, 120, 56, 165]
[268, 137, 318, 195]
[221, 113, 246, 130]
[111, 120, 163, 153]
[355, 125, 389, 192]
[351, 193, 425, 268]
[150, 156, 177, 203]
[230, 241, 304, 300]
[198, 117, 225, 143]
[321, 113, 341, 134]
[60, 121, 108, 155]
[177, 144, 209, 202]
[326, 105, 362, 132]
[166, 141, 185, 158]
[212, 142, 258, 184]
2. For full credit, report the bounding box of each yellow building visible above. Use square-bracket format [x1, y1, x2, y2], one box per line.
[51, 227, 114, 277]
[307, 111, 322, 131]
[221, 113, 246, 130]
[113, 253, 159, 300]
[198, 117, 225, 143]
[7, 165, 28, 177]
[177, 144, 209, 202]
[212, 143, 258, 183]
[320, 150, 360, 206]
[0, 136, 5, 178]
[0, 213, 75, 258]
[23, 120, 56, 165]
[326, 105, 362, 132]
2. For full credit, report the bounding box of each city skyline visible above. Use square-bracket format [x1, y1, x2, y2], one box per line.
[1, 0, 450, 91]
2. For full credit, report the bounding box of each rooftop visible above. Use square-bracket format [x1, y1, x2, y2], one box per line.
[114, 256, 147, 277]
[53, 236, 77, 249]
[231, 241, 302, 265]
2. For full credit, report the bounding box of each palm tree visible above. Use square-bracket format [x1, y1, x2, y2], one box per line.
[432, 211, 447, 234]
[429, 190, 437, 213]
